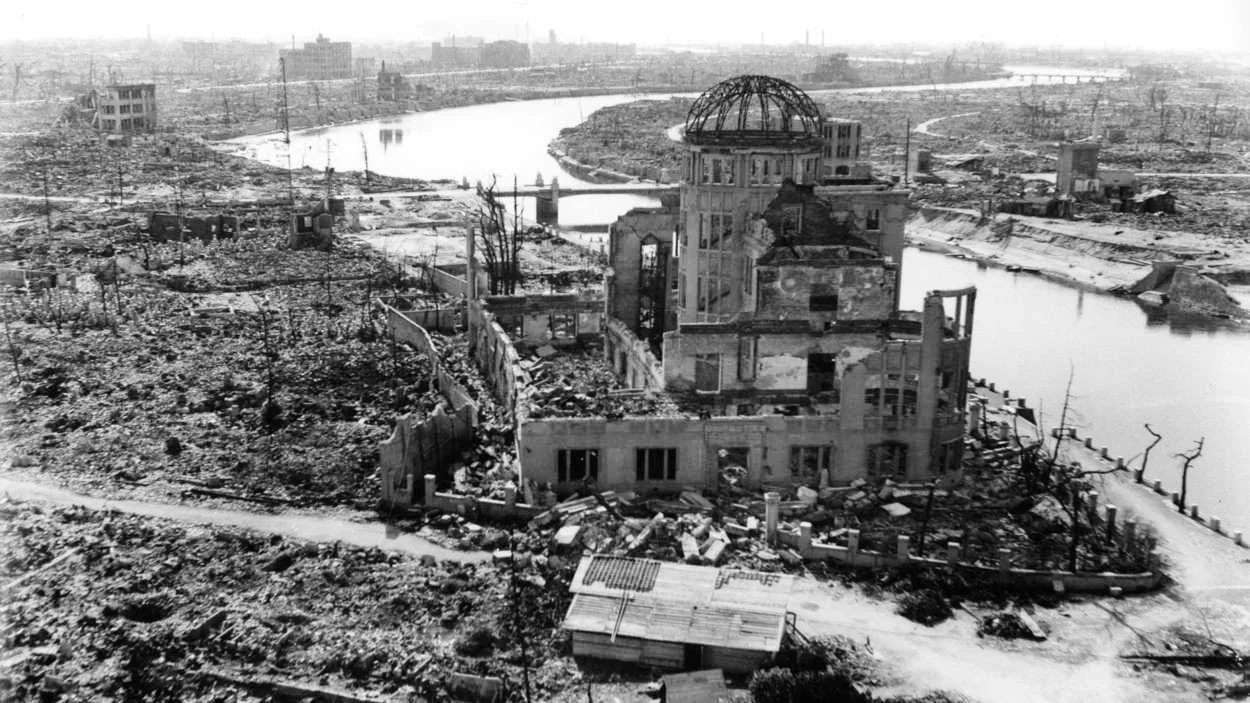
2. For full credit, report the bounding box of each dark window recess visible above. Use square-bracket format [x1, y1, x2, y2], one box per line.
[868, 442, 908, 479]
[550, 313, 575, 339]
[789, 445, 833, 480]
[866, 209, 880, 231]
[635, 448, 678, 481]
[557, 449, 599, 483]
[809, 294, 839, 313]
[695, 353, 720, 392]
[807, 353, 839, 395]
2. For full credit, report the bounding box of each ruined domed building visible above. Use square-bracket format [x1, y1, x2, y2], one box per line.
[513, 75, 976, 492]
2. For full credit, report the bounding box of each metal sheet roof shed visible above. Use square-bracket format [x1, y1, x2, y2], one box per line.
[562, 556, 795, 674]
[661, 669, 733, 703]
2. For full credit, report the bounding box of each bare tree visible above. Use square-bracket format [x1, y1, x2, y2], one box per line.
[1137, 423, 1163, 484]
[474, 177, 521, 295]
[1174, 437, 1204, 513]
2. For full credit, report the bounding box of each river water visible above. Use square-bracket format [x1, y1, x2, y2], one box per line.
[231, 65, 1247, 531]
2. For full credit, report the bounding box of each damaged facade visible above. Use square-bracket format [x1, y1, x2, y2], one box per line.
[503, 76, 975, 496]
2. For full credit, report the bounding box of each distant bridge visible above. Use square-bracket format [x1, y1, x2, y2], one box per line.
[491, 181, 680, 224]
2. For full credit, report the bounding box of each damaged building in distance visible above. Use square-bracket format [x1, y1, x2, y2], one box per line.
[502, 75, 976, 494]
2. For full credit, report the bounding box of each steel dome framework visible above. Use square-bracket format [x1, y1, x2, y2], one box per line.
[684, 75, 825, 142]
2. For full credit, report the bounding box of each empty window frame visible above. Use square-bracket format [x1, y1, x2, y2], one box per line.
[866, 208, 881, 231]
[809, 294, 839, 313]
[557, 448, 599, 483]
[868, 442, 908, 479]
[737, 336, 757, 381]
[694, 353, 720, 392]
[789, 445, 833, 480]
[550, 313, 575, 339]
[635, 448, 678, 481]
[806, 353, 839, 394]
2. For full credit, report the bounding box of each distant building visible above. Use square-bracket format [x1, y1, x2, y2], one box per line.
[431, 36, 483, 68]
[481, 40, 530, 69]
[377, 61, 414, 101]
[94, 84, 156, 134]
[279, 35, 352, 81]
[822, 118, 863, 177]
[1056, 142, 1100, 195]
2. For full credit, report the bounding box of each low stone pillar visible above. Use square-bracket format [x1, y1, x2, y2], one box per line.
[798, 522, 813, 553]
[1171, 491, 1180, 506]
[1123, 519, 1136, 545]
[1105, 504, 1117, 539]
[946, 541, 961, 564]
[1190, 505, 1200, 520]
[764, 492, 780, 543]
[1152, 479, 1162, 493]
[1116, 457, 1125, 470]
[989, 382, 997, 392]
[504, 485, 517, 508]
[1100, 447, 1110, 459]
[1235, 531, 1244, 547]
[1002, 389, 1010, 399]
[424, 474, 437, 504]
[1018, 398, 1027, 409]
[998, 548, 1011, 574]
[1109, 586, 1123, 598]
[1209, 516, 1221, 533]
[819, 469, 830, 489]
[847, 529, 861, 556]
[1086, 491, 1099, 522]
[1084, 437, 1094, 449]
[896, 535, 910, 561]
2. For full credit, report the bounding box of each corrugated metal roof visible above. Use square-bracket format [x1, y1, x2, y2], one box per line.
[582, 555, 661, 592]
[563, 593, 786, 653]
[571, 556, 795, 610]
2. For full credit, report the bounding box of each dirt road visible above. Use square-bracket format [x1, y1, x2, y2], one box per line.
[0, 474, 488, 563]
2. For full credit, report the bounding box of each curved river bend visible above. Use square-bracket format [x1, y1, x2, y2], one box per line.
[233, 66, 1249, 533]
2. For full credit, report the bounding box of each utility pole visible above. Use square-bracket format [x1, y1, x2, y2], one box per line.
[903, 116, 911, 186]
[359, 132, 369, 184]
[1206, 92, 1220, 153]
[280, 58, 295, 211]
[508, 531, 533, 703]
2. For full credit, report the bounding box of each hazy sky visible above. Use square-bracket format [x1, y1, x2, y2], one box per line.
[5, 0, 1249, 54]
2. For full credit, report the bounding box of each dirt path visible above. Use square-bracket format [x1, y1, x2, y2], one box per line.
[914, 111, 981, 137]
[0, 474, 489, 563]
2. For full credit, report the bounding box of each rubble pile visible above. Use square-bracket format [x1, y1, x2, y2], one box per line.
[976, 612, 1041, 640]
[0, 499, 580, 702]
[3, 228, 444, 508]
[522, 349, 682, 419]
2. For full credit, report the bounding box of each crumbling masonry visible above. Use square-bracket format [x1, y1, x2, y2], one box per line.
[461, 76, 977, 499]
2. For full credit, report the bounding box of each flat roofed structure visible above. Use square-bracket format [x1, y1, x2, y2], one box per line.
[563, 556, 795, 673]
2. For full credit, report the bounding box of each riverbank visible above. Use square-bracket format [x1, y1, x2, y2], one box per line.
[907, 207, 1250, 320]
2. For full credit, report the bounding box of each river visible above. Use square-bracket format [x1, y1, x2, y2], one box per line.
[230, 64, 1247, 533]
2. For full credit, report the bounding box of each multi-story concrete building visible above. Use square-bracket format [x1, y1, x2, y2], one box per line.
[93, 83, 156, 134]
[507, 76, 975, 493]
[279, 35, 353, 81]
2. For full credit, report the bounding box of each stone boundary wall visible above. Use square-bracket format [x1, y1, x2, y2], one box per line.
[468, 300, 531, 421]
[376, 300, 481, 510]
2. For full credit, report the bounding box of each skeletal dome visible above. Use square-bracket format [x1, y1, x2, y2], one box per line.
[684, 75, 825, 144]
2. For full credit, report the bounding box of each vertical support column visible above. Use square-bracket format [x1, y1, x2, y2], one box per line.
[764, 492, 780, 544]
[896, 535, 911, 561]
[998, 548, 1011, 574]
[423, 474, 437, 505]
[1123, 519, 1137, 547]
[504, 485, 517, 508]
[1105, 504, 1117, 539]
[847, 529, 861, 557]
[798, 522, 812, 554]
